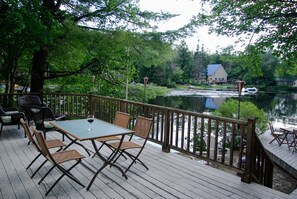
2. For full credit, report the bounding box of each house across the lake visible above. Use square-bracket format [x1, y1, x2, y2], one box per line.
[207, 64, 228, 84]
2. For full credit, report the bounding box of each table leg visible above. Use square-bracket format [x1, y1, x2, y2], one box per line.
[87, 135, 127, 191]
[279, 130, 290, 148]
[289, 133, 297, 153]
[63, 133, 91, 156]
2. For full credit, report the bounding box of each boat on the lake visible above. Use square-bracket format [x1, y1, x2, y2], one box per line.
[242, 87, 258, 94]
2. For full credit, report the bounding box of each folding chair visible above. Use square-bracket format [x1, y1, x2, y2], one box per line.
[33, 128, 85, 196]
[268, 122, 283, 144]
[92, 112, 130, 158]
[109, 116, 152, 173]
[20, 118, 65, 178]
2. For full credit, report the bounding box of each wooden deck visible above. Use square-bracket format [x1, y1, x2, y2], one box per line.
[260, 130, 297, 178]
[260, 130, 297, 198]
[0, 125, 291, 199]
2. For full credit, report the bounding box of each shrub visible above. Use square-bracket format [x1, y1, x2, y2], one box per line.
[213, 99, 268, 135]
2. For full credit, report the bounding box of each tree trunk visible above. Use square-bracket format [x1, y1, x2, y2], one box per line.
[30, 0, 58, 93]
[31, 47, 48, 93]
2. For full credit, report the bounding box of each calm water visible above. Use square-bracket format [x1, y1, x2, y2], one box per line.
[149, 90, 297, 126]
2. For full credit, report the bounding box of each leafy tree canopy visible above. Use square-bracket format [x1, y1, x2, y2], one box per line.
[195, 0, 297, 62]
[1, 0, 197, 94]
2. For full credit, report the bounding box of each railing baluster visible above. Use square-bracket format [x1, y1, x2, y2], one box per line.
[0, 93, 273, 188]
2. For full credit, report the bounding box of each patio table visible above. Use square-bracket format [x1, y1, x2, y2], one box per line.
[50, 118, 134, 190]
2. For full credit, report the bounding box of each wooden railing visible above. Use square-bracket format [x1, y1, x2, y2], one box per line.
[0, 93, 273, 187]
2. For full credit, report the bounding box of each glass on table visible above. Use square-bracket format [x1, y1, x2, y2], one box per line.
[87, 115, 94, 131]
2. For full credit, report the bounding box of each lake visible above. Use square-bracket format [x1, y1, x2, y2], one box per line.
[149, 89, 297, 127]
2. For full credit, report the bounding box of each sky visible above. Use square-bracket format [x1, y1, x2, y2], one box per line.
[139, 0, 241, 53]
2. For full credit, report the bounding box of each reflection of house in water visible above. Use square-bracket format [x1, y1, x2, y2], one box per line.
[205, 97, 226, 109]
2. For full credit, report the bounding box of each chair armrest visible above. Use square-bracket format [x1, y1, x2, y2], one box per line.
[10, 112, 25, 118]
[55, 114, 66, 121]
[3, 107, 18, 112]
[26, 104, 46, 109]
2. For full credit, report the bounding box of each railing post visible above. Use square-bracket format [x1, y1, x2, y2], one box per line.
[162, 110, 171, 152]
[241, 117, 256, 183]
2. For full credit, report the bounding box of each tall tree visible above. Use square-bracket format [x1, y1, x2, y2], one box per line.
[30, 0, 178, 93]
[0, 0, 42, 93]
[175, 41, 194, 83]
[3, 0, 193, 93]
[193, 42, 208, 84]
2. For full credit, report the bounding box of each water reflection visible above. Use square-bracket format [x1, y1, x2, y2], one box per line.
[149, 91, 297, 125]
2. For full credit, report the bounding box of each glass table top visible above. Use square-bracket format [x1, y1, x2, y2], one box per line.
[51, 118, 133, 141]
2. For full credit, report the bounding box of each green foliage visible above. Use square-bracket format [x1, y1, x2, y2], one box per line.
[1, 0, 191, 94]
[213, 99, 268, 134]
[128, 84, 170, 102]
[197, 0, 297, 67]
[175, 41, 195, 83]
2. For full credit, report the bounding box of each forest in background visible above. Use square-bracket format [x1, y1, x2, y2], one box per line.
[1, 0, 296, 101]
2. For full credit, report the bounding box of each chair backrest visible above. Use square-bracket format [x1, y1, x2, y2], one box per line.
[41, 107, 56, 121]
[269, 122, 275, 134]
[20, 118, 40, 151]
[33, 128, 53, 161]
[30, 107, 44, 129]
[133, 116, 152, 139]
[114, 112, 130, 128]
[17, 95, 43, 107]
[0, 106, 6, 115]
[30, 106, 56, 130]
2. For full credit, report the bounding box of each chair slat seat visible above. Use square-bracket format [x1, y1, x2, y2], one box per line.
[51, 150, 85, 164]
[46, 139, 66, 148]
[110, 141, 141, 150]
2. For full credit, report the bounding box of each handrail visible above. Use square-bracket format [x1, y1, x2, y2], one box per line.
[0, 93, 273, 187]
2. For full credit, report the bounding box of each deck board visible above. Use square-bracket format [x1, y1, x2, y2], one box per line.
[0, 125, 290, 199]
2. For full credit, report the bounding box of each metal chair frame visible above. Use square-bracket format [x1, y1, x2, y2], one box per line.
[109, 116, 152, 173]
[20, 118, 65, 178]
[33, 128, 85, 196]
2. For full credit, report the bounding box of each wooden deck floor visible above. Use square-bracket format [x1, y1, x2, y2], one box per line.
[260, 130, 297, 178]
[260, 130, 297, 198]
[0, 125, 291, 199]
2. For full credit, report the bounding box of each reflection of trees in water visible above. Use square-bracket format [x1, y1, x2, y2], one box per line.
[150, 96, 207, 113]
[246, 93, 297, 120]
[150, 92, 297, 121]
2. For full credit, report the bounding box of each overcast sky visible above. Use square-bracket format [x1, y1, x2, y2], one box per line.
[139, 0, 241, 53]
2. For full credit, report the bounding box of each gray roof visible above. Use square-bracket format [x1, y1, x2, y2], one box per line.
[207, 64, 222, 76]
